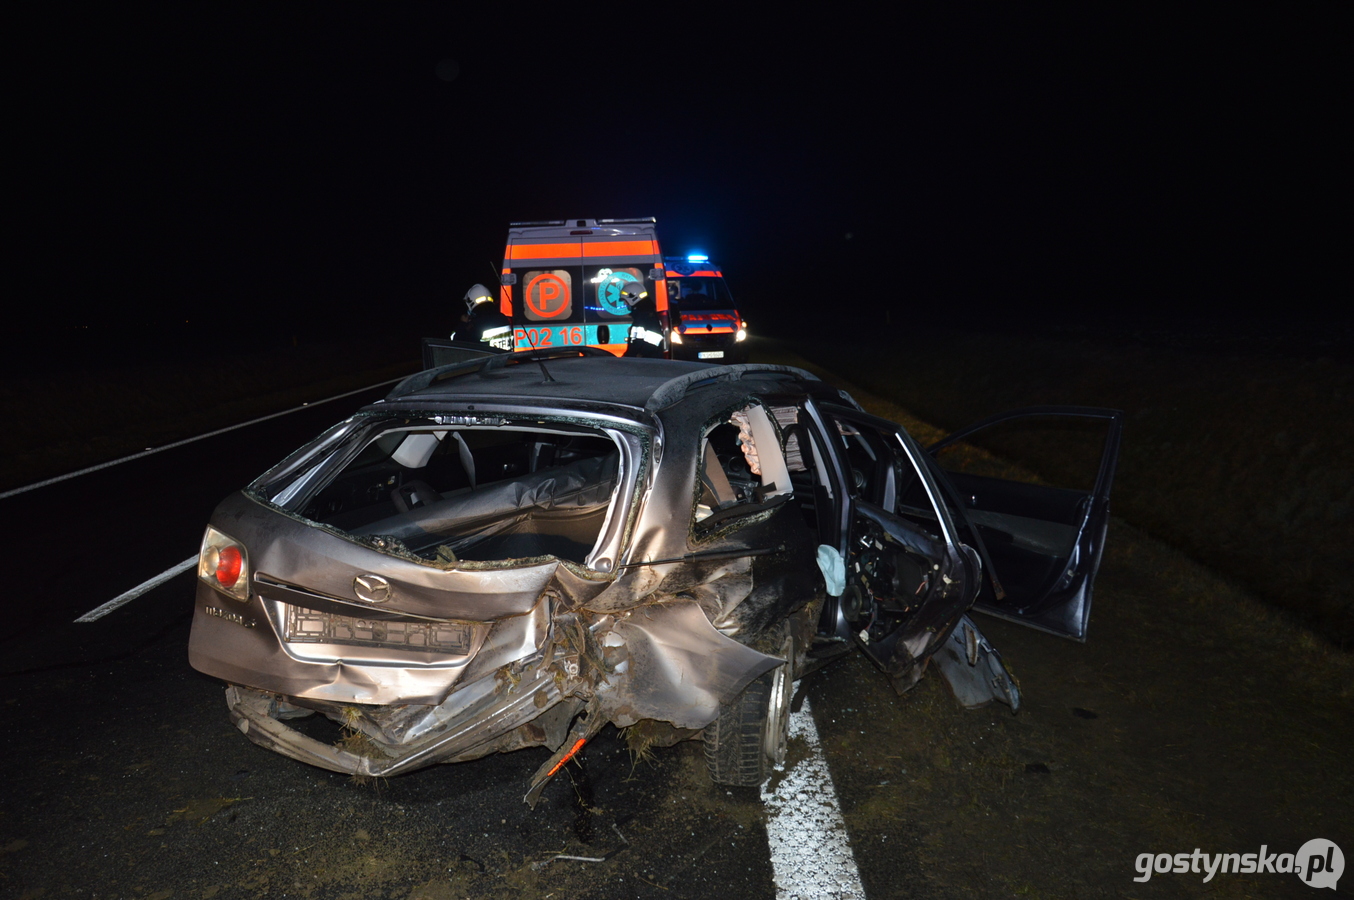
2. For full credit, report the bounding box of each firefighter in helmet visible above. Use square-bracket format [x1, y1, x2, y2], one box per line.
[620, 282, 665, 358]
[455, 283, 513, 350]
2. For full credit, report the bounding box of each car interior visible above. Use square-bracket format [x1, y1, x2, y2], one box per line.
[298, 427, 621, 564]
[693, 404, 793, 532]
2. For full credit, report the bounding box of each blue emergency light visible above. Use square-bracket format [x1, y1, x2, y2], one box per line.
[686, 253, 709, 263]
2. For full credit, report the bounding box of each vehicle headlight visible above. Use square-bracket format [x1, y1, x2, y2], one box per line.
[735, 327, 747, 342]
[199, 525, 251, 602]
[670, 330, 683, 344]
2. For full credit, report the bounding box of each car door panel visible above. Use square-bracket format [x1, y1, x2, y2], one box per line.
[928, 406, 1122, 641]
[813, 404, 977, 682]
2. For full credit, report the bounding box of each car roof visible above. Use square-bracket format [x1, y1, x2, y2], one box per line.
[385, 354, 819, 415]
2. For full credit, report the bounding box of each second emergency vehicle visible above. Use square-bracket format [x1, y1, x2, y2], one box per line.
[664, 254, 748, 364]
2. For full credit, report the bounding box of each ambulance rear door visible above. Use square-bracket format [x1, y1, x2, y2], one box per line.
[501, 219, 669, 356]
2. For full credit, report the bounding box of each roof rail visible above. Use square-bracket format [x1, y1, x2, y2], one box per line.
[388, 347, 614, 399]
[644, 364, 819, 412]
[475, 345, 613, 379]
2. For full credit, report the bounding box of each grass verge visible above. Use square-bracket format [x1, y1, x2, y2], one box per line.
[1, 337, 421, 493]
[771, 331, 1354, 649]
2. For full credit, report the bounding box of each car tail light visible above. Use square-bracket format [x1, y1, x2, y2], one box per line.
[199, 526, 251, 602]
[215, 546, 243, 586]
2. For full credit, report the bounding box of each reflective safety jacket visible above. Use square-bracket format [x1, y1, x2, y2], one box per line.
[623, 303, 665, 358]
[459, 306, 514, 351]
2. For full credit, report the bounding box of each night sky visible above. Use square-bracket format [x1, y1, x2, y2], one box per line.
[16, 5, 1346, 351]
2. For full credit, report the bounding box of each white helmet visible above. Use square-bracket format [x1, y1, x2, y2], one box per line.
[464, 284, 494, 312]
[619, 282, 649, 306]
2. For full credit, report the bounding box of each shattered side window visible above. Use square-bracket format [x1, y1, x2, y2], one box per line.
[694, 404, 793, 530]
[768, 405, 807, 473]
[834, 420, 904, 510]
[253, 421, 360, 509]
[263, 421, 625, 566]
[825, 412, 943, 540]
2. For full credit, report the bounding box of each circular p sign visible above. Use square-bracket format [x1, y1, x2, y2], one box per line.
[525, 272, 571, 320]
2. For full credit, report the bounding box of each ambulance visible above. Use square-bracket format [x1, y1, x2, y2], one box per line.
[664, 254, 748, 363]
[497, 218, 669, 357]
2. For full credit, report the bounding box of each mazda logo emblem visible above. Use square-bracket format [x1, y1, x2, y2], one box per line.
[353, 574, 393, 604]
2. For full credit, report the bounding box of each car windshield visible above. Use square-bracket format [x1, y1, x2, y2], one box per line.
[251, 417, 626, 566]
[671, 277, 734, 310]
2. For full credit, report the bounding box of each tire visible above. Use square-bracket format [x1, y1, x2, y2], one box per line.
[704, 629, 795, 787]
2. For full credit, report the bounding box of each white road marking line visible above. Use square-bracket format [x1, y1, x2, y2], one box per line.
[1, 376, 408, 500]
[763, 697, 866, 899]
[75, 556, 199, 622]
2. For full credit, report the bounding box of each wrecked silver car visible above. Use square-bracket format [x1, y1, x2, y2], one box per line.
[189, 351, 1121, 803]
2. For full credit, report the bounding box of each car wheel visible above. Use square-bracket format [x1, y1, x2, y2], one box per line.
[704, 626, 795, 787]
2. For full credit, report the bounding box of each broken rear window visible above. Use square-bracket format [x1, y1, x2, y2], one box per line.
[250, 418, 628, 566]
[694, 403, 793, 533]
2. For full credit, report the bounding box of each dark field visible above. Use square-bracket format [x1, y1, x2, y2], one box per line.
[788, 329, 1354, 650]
[0, 335, 421, 495]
